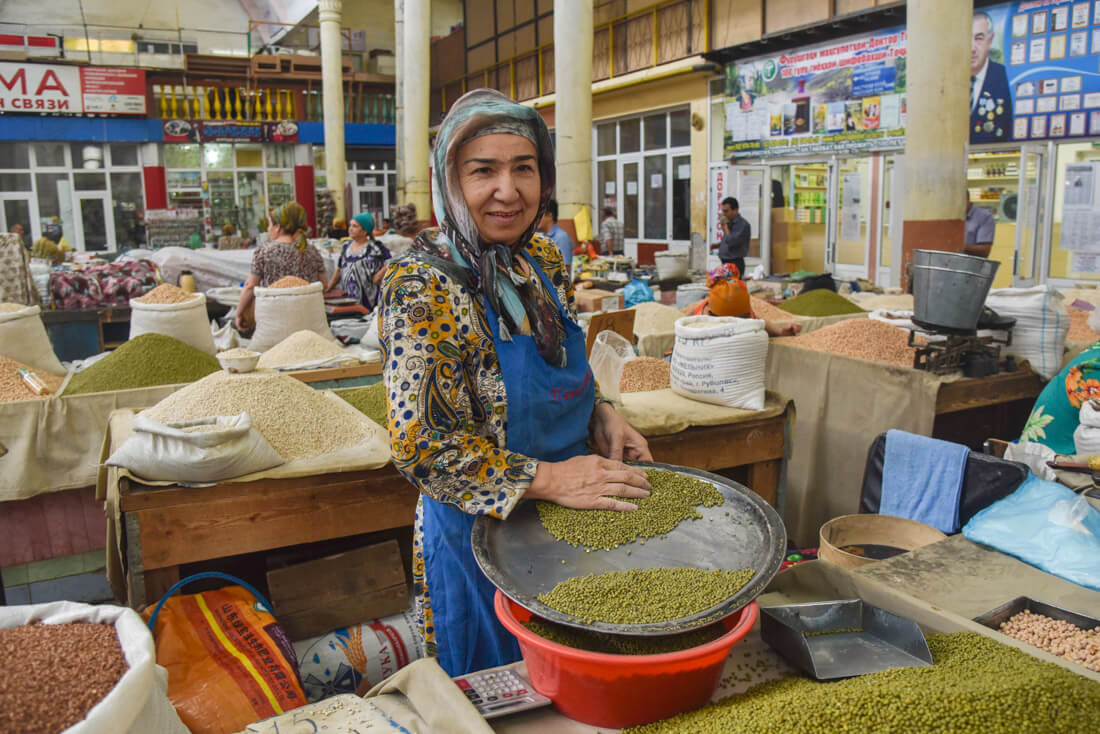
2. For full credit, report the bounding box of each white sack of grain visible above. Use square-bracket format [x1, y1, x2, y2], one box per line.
[106, 413, 284, 483]
[985, 285, 1069, 380]
[670, 315, 767, 411]
[129, 293, 217, 355]
[248, 281, 334, 353]
[0, 601, 189, 734]
[589, 330, 635, 404]
[0, 303, 65, 375]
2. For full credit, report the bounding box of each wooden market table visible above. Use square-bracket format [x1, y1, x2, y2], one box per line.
[116, 409, 789, 607]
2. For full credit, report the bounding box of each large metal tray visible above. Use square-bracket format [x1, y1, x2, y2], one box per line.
[471, 461, 786, 636]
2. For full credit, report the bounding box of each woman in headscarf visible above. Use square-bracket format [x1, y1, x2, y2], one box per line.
[378, 202, 418, 258]
[234, 201, 326, 330]
[324, 211, 391, 311]
[217, 223, 245, 250]
[378, 89, 653, 677]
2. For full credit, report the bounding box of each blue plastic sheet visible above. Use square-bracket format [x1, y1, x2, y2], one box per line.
[622, 279, 654, 308]
[962, 474, 1100, 591]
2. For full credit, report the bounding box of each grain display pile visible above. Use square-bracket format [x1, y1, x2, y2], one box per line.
[142, 370, 371, 460]
[539, 568, 755, 624]
[63, 334, 220, 395]
[538, 469, 724, 550]
[632, 301, 684, 334]
[782, 318, 916, 367]
[0, 302, 26, 313]
[271, 276, 310, 288]
[132, 284, 197, 304]
[521, 618, 725, 655]
[1067, 307, 1100, 343]
[780, 289, 866, 317]
[0, 622, 128, 734]
[998, 609, 1100, 672]
[625, 632, 1100, 733]
[338, 382, 388, 427]
[749, 296, 795, 321]
[0, 356, 64, 402]
[257, 330, 346, 368]
[620, 357, 671, 393]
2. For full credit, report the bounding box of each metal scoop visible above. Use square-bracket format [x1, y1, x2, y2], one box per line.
[760, 599, 932, 680]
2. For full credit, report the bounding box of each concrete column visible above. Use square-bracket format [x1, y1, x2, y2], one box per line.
[901, 0, 973, 281]
[394, 0, 405, 203]
[402, 0, 431, 217]
[554, 0, 594, 224]
[319, 0, 347, 221]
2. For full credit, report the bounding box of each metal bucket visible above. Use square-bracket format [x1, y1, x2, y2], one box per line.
[911, 250, 999, 331]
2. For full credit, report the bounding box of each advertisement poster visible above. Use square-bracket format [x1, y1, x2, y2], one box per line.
[80, 67, 146, 115]
[162, 119, 300, 143]
[725, 1, 1100, 159]
[1061, 162, 1100, 252]
[0, 62, 144, 114]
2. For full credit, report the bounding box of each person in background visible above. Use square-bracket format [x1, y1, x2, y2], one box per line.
[379, 217, 392, 235]
[715, 196, 750, 277]
[9, 223, 29, 250]
[692, 263, 800, 337]
[964, 190, 995, 258]
[217, 223, 245, 250]
[327, 217, 349, 240]
[235, 201, 325, 330]
[379, 203, 419, 258]
[325, 211, 391, 311]
[771, 180, 786, 208]
[599, 206, 624, 256]
[537, 198, 574, 268]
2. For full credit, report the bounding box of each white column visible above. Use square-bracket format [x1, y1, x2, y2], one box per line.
[319, 0, 347, 221]
[402, 0, 431, 218]
[394, 0, 405, 203]
[554, 0, 593, 221]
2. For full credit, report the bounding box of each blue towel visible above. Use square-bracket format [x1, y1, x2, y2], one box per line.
[880, 430, 969, 534]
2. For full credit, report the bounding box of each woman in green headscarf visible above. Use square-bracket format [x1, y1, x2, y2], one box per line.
[234, 201, 326, 330]
[325, 211, 391, 311]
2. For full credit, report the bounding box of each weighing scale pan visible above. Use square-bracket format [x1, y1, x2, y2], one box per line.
[471, 462, 786, 636]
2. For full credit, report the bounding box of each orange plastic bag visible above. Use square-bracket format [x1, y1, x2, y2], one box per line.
[144, 580, 306, 734]
[708, 279, 751, 317]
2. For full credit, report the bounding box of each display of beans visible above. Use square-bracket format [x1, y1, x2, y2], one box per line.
[522, 618, 726, 655]
[132, 283, 197, 304]
[0, 623, 129, 734]
[626, 632, 1100, 733]
[620, 357, 671, 393]
[1067, 308, 1100, 343]
[998, 609, 1100, 672]
[780, 318, 916, 367]
[749, 296, 795, 322]
[270, 276, 310, 288]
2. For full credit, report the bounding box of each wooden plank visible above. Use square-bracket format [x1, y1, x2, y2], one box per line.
[81, 487, 108, 552]
[648, 418, 786, 471]
[747, 459, 781, 509]
[586, 309, 637, 358]
[275, 585, 409, 642]
[266, 540, 406, 616]
[135, 479, 420, 569]
[143, 566, 181, 608]
[935, 369, 1044, 415]
[289, 362, 383, 383]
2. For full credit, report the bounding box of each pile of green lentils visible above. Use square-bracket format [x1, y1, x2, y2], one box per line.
[521, 618, 726, 656]
[624, 632, 1100, 733]
[537, 469, 724, 550]
[337, 382, 388, 427]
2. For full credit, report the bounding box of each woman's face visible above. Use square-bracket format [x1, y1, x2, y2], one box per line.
[348, 218, 367, 240]
[456, 133, 541, 244]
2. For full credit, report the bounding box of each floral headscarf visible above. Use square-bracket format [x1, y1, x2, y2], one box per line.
[270, 201, 310, 253]
[411, 88, 565, 366]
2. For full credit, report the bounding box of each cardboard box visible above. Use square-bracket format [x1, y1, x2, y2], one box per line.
[772, 257, 803, 275]
[266, 540, 408, 641]
[576, 288, 624, 313]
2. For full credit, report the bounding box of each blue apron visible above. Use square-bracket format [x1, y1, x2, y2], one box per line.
[421, 252, 595, 677]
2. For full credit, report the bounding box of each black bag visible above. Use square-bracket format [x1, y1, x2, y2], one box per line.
[798, 273, 836, 294]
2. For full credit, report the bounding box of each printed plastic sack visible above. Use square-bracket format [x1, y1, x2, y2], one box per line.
[670, 315, 768, 411]
[0, 601, 189, 734]
[0, 303, 65, 374]
[985, 285, 1069, 379]
[1073, 399, 1100, 456]
[589, 330, 635, 403]
[963, 474, 1100, 591]
[130, 291, 217, 355]
[107, 413, 284, 483]
[292, 609, 426, 702]
[622, 279, 655, 308]
[144, 576, 307, 734]
[249, 281, 335, 353]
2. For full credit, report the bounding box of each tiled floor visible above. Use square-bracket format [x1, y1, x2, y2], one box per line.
[2, 549, 112, 606]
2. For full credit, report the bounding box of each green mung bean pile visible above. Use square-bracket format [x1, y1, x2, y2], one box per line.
[625, 632, 1100, 733]
[538, 568, 755, 625]
[337, 382, 387, 427]
[521, 618, 726, 655]
[537, 470, 724, 550]
[63, 333, 220, 395]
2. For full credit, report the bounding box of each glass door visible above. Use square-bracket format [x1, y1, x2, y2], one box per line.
[618, 156, 642, 257]
[1014, 144, 1046, 287]
[1, 195, 35, 248]
[829, 156, 872, 280]
[879, 155, 904, 287]
[727, 165, 770, 274]
[74, 193, 113, 252]
[351, 170, 388, 226]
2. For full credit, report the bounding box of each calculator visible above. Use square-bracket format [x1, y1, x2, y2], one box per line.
[453, 662, 553, 719]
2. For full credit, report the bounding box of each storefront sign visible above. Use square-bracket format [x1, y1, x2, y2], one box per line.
[162, 119, 299, 143]
[0, 62, 145, 115]
[80, 67, 146, 114]
[724, 1, 1100, 159]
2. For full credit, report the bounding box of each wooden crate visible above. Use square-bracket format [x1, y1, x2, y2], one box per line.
[266, 539, 408, 641]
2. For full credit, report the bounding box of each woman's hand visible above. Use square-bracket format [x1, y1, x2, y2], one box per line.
[765, 320, 801, 337]
[526, 455, 651, 512]
[590, 402, 653, 463]
[326, 267, 341, 292]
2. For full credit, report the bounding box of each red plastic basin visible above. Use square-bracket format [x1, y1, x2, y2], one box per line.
[494, 590, 758, 729]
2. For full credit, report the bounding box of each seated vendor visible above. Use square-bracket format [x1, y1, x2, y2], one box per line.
[692, 263, 801, 337]
[325, 211, 391, 311]
[217, 223, 245, 250]
[379, 88, 653, 677]
[234, 201, 326, 331]
[1020, 341, 1100, 454]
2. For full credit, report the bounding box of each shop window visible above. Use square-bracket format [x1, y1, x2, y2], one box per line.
[266, 146, 293, 169]
[70, 144, 105, 170]
[671, 154, 691, 241]
[0, 173, 31, 191]
[597, 159, 617, 214]
[597, 122, 616, 156]
[237, 171, 266, 229]
[204, 144, 234, 169]
[110, 172, 145, 249]
[74, 173, 107, 191]
[670, 109, 691, 148]
[0, 142, 30, 169]
[165, 144, 201, 169]
[619, 118, 640, 153]
[644, 155, 667, 239]
[110, 144, 139, 167]
[644, 114, 666, 150]
[33, 143, 66, 168]
[35, 173, 69, 219]
[267, 171, 294, 208]
[235, 146, 264, 169]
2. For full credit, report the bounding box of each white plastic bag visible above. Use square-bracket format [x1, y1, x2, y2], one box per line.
[129, 292, 217, 355]
[249, 281, 335, 353]
[0, 601, 189, 734]
[106, 413, 284, 483]
[1072, 399, 1100, 456]
[212, 320, 240, 352]
[589, 330, 636, 403]
[0, 304, 65, 374]
[985, 285, 1069, 379]
[670, 315, 768, 410]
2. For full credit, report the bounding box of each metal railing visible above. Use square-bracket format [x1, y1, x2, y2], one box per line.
[151, 83, 394, 124]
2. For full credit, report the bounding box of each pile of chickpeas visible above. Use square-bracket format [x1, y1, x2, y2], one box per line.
[999, 609, 1100, 673]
